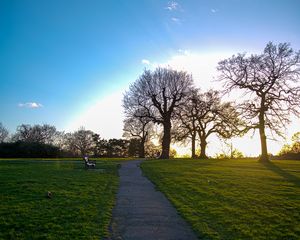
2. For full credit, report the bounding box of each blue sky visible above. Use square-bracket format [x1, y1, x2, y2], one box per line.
[1, 0, 300, 154]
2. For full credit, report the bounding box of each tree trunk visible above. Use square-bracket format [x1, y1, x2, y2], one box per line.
[160, 120, 171, 159]
[258, 111, 269, 162]
[191, 134, 196, 159]
[80, 148, 86, 157]
[199, 136, 208, 159]
[139, 139, 145, 158]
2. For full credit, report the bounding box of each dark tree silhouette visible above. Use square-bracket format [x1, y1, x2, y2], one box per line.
[172, 89, 242, 158]
[174, 89, 199, 158]
[106, 139, 129, 157]
[0, 141, 60, 158]
[66, 127, 94, 156]
[195, 90, 242, 158]
[218, 42, 300, 161]
[13, 124, 58, 144]
[123, 67, 193, 159]
[127, 138, 141, 157]
[0, 123, 9, 143]
[92, 133, 102, 157]
[123, 115, 153, 158]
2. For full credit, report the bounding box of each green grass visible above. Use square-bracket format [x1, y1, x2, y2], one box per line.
[141, 159, 300, 240]
[0, 160, 119, 239]
[0, 157, 137, 161]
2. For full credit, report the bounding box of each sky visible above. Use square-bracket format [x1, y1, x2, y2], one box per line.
[1, 0, 300, 156]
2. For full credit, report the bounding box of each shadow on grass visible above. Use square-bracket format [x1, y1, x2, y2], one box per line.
[262, 161, 300, 187]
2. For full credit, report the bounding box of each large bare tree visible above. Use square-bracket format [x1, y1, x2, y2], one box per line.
[123, 67, 193, 159]
[218, 42, 300, 161]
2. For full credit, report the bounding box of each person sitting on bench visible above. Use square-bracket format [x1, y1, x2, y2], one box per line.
[84, 156, 96, 168]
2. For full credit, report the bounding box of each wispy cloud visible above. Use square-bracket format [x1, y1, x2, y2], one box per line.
[18, 102, 43, 109]
[171, 17, 181, 24]
[211, 8, 219, 13]
[178, 49, 190, 55]
[165, 1, 179, 11]
[141, 59, 151, 65]
[165, 1, 183, 26]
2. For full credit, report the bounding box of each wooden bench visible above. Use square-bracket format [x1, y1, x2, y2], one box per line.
[83, 156, 96, 169]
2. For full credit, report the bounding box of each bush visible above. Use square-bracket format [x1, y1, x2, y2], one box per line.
[273, 153, 300, 160]
[0, 141, 61, 158]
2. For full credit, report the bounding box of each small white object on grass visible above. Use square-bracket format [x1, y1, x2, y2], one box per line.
[47, 191, 52, 199]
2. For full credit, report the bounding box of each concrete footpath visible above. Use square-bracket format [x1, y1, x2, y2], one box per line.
[109, 160, 198, 240]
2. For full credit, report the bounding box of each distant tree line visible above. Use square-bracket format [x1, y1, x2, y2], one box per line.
[0, 124, 160, 158]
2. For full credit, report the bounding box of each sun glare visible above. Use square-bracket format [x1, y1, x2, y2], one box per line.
[66, 90, 125, 139]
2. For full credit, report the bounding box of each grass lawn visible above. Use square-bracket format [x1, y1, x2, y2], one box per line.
[141, 159, 300, 240]
[0, 157, 137, 161]
[0, 160, 119, 239]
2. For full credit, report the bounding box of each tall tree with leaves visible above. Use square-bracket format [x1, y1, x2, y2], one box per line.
[123, 67, 193, 159]
[218, 42, 300, 161]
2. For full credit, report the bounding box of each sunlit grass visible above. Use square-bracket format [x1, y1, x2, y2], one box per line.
[141, 159, 300, 239]
[0, 160, 119, 239]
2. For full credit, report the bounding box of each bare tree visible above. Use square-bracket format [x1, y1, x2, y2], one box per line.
[63, 132, 78, 155]
[123, 67, 193, 159]
[0, 123, 9, 143]
[174, 89, 242, 159]
[123, 115, 153, 158]
[52, 131, 66, 149]
[173, 89, 199, 158]
[66, 127, 95, 156]
[195, 90, 242, 159]
[13, 124, 58, 144]
[218, 42, 300, 161]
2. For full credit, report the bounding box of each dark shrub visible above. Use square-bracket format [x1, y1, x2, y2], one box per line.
[0, 141, 60, 158]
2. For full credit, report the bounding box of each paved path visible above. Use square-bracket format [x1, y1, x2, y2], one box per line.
[109, 160, 198, 240]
